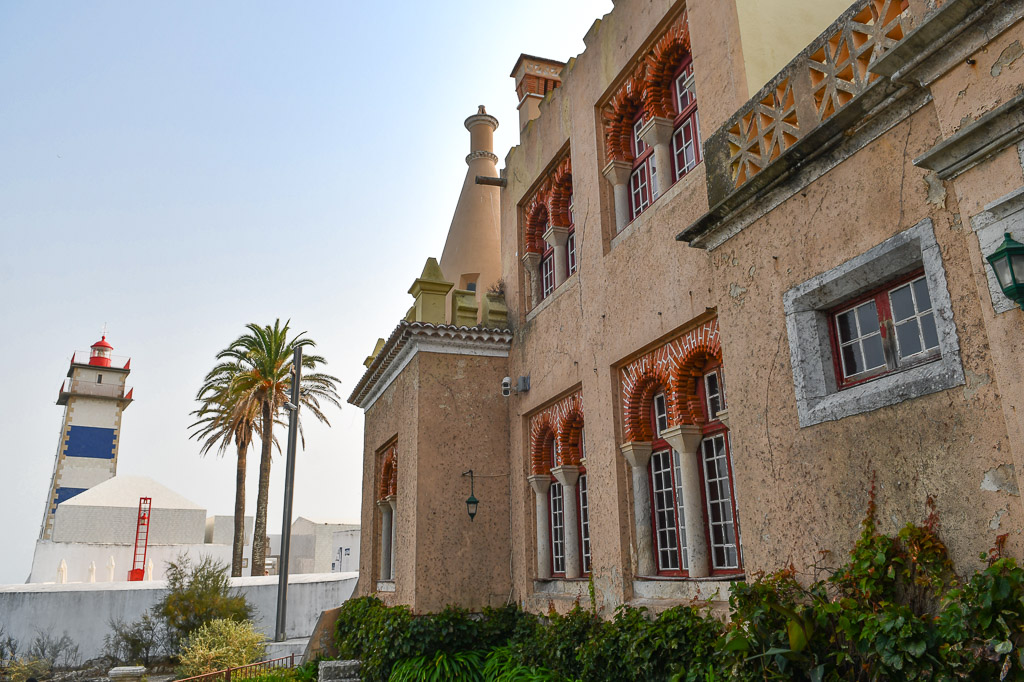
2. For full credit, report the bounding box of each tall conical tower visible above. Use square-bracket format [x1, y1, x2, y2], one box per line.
[39, 336, 133, 540]
[438, 105, 502, 322]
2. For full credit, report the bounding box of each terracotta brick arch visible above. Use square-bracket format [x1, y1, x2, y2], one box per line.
[524, 194, 550, 254]
[530, 415, 557, 475]
[378, 446, 397, 500]
[623, 369, 671, 442]
[602, 68, 647, 163]
[549, 156, 574, 227]
[670, 346, 723, 426]
[645, 12, 692, 119]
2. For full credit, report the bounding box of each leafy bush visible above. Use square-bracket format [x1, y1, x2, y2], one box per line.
[104, 613, 164, 665]
[177, 618, 265, 677]
[389, 650, 486, 681]
[155, 554, 252, 653]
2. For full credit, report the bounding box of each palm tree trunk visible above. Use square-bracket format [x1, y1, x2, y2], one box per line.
[251, 400, 274, 576]
[231, 440, 247, 577]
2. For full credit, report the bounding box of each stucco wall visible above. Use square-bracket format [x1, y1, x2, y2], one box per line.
[0, 573, 357, 660]
[28, 541, 231, 584]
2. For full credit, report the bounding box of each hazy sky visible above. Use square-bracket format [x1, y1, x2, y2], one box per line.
[0, 1, 613, 584]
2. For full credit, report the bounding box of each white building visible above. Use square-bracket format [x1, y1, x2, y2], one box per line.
[269, 517, 360, 575]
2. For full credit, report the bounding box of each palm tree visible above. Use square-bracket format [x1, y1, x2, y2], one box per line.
[189, 362, 261, 577]
[216, 319, 341, 576]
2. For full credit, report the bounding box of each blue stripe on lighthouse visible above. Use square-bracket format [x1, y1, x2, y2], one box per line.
[64, 425, 117, 459]
[53, 486, 87, 507]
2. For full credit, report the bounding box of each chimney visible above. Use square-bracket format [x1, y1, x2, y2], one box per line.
[510, 54, 565, 132]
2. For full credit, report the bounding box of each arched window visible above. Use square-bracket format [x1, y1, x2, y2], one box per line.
[548, 438, 565, 576]
[566, 193, 577, 277]
[578, 427, 590, 574]
[671, 56, 701, 182]
[648, 391, 688, 574]
[629, 112, 656, 220]
[697, 363, 740, 571]
[541, 234, 555, 300]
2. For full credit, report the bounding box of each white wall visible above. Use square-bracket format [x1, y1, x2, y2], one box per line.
[52, 505, 205, 545]
[29, 541, 232, 584]
[0, 572, 357, 660]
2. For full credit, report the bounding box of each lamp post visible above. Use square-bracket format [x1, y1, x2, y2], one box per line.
[275, 346, 302, 642]
[986, 232, 1024, 311]
[462, 470, 478, 521]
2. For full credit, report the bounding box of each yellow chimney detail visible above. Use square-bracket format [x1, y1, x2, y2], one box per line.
[408, 258, 454, 325]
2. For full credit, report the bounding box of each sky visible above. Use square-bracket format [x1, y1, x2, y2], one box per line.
[0, 0, 613, 585]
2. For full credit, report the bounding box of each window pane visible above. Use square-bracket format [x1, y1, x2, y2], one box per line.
[890, 284, 915, 321]
[672, 451, 688, 570]
[862, 334, 885, 371]
[912, 277, 932, 311]
[896, 319, 923, 357]
[836, 310, 857, 341]
[550, 483, 565, 574]
[702, 435, 739, 570]
[856, 301, 880, 334]
[650, 450, 679, 571]
[920, 313, 939, 350]
[842, 344, 864, 375]
[579, 475, 591, 574]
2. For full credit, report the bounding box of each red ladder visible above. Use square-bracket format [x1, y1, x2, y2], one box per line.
[128, 497, 151, 581]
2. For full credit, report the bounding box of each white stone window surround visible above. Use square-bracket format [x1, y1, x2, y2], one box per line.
[783, 219, 964, 428]
[970, 185, 1024, 315]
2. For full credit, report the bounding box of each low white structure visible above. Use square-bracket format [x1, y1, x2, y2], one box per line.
[269, 518, 360, 575]
[29, 476, 251, 584]
[0, 572, 357, 660]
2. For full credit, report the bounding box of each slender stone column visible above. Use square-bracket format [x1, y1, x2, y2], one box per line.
[620, 441, 654, 576]
[377, 500, 392, 581]
[602, 160, 633, 231]
[661, 425, 709, 577]
[387, 496, 398, 580]
[552, 465, 581, 578]
[522, 252, 542, 307]
[543, 225, 571, 287]
[639, 117, 675, 198]
[527, 474, 552, 579]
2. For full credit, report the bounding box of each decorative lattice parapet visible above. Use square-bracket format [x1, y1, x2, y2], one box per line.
[522, 150, 573, 255]
[701, 0, 911, 207]
[528, 390, 584, 474]
[619, 318, 721, 442]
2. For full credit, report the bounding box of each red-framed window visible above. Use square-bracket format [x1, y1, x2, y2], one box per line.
[566, 194, 577, 277]
[830, 271, 940, 388]
[629, 115, 657, 220]
[647, 367, 742, 577]
[547, 439, 566, 576]
[540, 241, 555, 300]
[578, 426, 590, 575]
[671, 59, 701, 182]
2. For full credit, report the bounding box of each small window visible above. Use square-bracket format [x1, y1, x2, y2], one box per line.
[541, 252, 555, 299]
[704, 371, 724, 419]
[653, 393, 668, 436]
[550, 482, 566, 575]
[96, 374, 103, 384]
[466, 281, 477, 292]
[831, 272, 939, 388]
[579, 474, 591, 574]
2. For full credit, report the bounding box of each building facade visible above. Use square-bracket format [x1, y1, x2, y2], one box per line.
[351, 0, 1024, 614]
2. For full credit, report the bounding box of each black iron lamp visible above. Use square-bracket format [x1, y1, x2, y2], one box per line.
[986, 232, 1024, 311]
[462, 470, 479, 521]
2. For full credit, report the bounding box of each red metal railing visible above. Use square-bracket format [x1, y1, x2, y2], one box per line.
[176, 654, 295, 682]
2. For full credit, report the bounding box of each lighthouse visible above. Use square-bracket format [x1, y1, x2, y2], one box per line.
[39, 336, 133, 540]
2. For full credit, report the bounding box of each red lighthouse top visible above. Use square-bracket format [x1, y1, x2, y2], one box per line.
[89, 336, 114, 367]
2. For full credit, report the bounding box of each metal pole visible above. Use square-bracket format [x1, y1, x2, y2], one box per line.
[274, 346, 302, 642]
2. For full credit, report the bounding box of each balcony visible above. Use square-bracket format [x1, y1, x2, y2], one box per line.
[58, 379, 133, 405]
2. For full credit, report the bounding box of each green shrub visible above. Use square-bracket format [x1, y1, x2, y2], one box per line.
[104, 613, 164, 665]
[389, 650, 486, 681]
[482, 646, 558, 681]
[157, 554, 252, 653]
[176, 618, 264, 677]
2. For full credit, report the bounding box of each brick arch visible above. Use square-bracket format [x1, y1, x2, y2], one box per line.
[644, 12, 692, 119]
[378, 447, 397, 500]
[558, 409, 585, 465]
[549, 156, 573, 227]
[524, 195, 550, 254]
[623, 369, 671, 442]
[602, 68, 647, 162]
[530, 416, 557, 475]
[670, 344, 723, 426]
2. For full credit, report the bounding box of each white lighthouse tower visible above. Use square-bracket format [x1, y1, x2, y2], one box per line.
[39, 336, 133, 540]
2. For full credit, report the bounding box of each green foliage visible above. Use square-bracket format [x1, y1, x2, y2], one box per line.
[247, 670, 301, 682]
[104, 613, 164, 665]
[156, 554, 252, 653]
[176, 618, 265, 677]
[389, 650, 486, 681]
[481, 647, 558, 681]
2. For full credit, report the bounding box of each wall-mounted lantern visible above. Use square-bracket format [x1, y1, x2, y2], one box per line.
[986, 232, 1024, 311]
[462, 470, 478, 521]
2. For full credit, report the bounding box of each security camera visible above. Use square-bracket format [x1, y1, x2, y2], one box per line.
[501, 377, 512, 397]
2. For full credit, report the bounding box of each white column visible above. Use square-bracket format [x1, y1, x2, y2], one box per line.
[522, 252, 542, 307]
[552, 465, 581, 578]
[543, 225, 571, 288]
[602, 160, 633, 231]
[661, 424, 710, 578]
[387, 496, 398, 580]
[620, 441, 655, 576]
[377, 499, 392, 581]
[639, 116, 675, 197]
[528, 474, 552, 579]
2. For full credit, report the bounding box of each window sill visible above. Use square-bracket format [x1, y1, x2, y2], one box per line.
[631, 575, 742, 602]
[376, 580, 395, 593]
[533, 578, 589, 599]
[525, 272, 579, 323]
